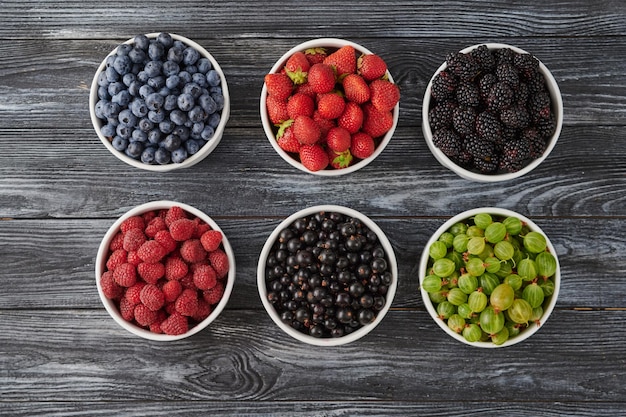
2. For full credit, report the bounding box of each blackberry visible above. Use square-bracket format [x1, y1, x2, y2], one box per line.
[536, 114, 557, 139]
[527, 72, 548, 95]
[486, 82, 514, 112]
[464, 133, 495, 160]
[474, 155, 499, 174]
[498, 155, 524, 173]
[527, 91, 552, 122]
[502, 137, 531, 162]
[470, 45, 496, 73]
[456, 82, 480, 107]
[494, 48, 515, 65]
[452, 107, 477, 136]
[495, 63, 520, 88]
[433, 128, 462, 157]
[514, 82, 530, 105]
[431, 70, 457, 101]
[476, 111, 502, 142]
[500, 105, 530, 129]
[522, 128, 547, 158]
[478, 73, 497, 100]
[452, 149, 474, 167]
[446, 52, 481, 82]
[428, 100, 457, 131]
[513, 53, 540, 80]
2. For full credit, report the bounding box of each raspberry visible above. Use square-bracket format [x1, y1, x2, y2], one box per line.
[193, 298, 212, 322]
[193, 264, 217, 290]
[113, 263, 137, 287]
[106, 248, 127, 271]
[109, 231, 125, 251]
[127, 250, 142, 266]
[165, 257, 189, 281]
[100, 271, 123, 299]
[134, 303, 158, 327]
[200, 230, 223, 252]
[164, 206, 186, 227]
[124, 282, 146, 305]
[120, 215, 145, 233]
[175, 289, 198, 316]
[169, 218, 196, 241]
[162, 280, 183, 303]
[208, 249, 230, 279]
[161, 312, 189, 336]
[119, 296, 135, 321]
[137, 262, 165, 284]
[154, 230, 177, 253]
[203, 282, 225, 305]
[141, 209, 158, 224]
[193, 219, 212, 238]
[149, 310, 167, 334]
[180, 239, 207, 263]
[140, 284, 165, 311]
[137, 240, 167, 263]
[144, 216, 167, 238]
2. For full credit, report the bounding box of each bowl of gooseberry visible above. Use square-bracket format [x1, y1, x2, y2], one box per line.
[90, 32, 230, 171]
[257, 205, 398, 346]
[422, 43, 563, 182]
[419, 207, 560, 347]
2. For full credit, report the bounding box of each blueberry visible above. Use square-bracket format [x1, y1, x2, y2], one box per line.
[112, 90, 131, 107]
[182, 82, 202, 98]
[200, 125, 215, 140]
[97, 71, 109, 87]
[145, 92, 164, 111]
[130, 98, 148, 118]
[116, 44, 132, 56]
[137, 70, 149, 83]
[212, 93, 225, 111]
[102, 102, 121, 118]
[105, 66, 119, 82]
[171, 147, 188, 163]
[147, 76, 165, 90]
[105, 55, 116, 68]
[95, 100, 107, 118]
[131, 129, 148, 142]
[165, 75, 181, 90]
[198, 94, 217, 114]
[131, 63, 143, 74]
[155, 147, 171, 164]
[209, 86, 222, 95]
[125, 141, 144, 159]
[144, 60, 162, 78]
[122, 73, 137, 87]
[97, 86, 110, 100]
[133, 34, 150, 51]
[107, 81, 124, 96]
[162, 134, 182, 151]
[197, 58, 212, 73]
[147, 129, 162, 144]
[192, 72, 207, 87]
[170, 109, 187, 126]
[141, 146, 156, 164]
[138, 117, 154, 132]
[156, 33, 173, 48]
[163, 94, 179, 111]
[191, 122, 205, 136]
[113, 55, 131, 75]
[186, 65, 198, 75]
[157, 86, 171, 97]
[182, 47, 200, 65]
[162, 60, 180, 77]
[178, 71, 191, 84]
[158, 120, 175, 134]
[206, 69, 221, 87]
[207, 112, 221, 128]
[148, 42, 165, 60]
[167, 46, 184, 63]
[106, 116, 120, 127]
[177, 93, 195, 111]
[172, 126, 190, 141]
[139, 84, 156, 100]
[148, 108, 165, 123]
[128, 47, 147, 64]
[112, 136, 128, 151]
[188, 106, 206, 123]
[128, 80, 142, 97]
[100, 123, 116, 138]
[173, 40, 186, 50]
[185, 139, 201, 155]
[116, 123, 133, 139]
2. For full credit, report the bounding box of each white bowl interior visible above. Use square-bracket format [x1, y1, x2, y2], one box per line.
[257, 204, 398, 346]
[89, 33, 231, 172]
[419, 207, 560, 348]
[95, 200, 236, 341]
[421, 43, 563, 182]
[259, 38, 399, 176]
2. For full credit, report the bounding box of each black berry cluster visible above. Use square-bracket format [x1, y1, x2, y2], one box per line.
[264, 211, 393, 339]
[429, 45, 557, 174]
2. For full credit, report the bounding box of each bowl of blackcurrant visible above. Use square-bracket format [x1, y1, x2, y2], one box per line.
[90, 32, 230, 171]
[419, 207, 560, 347]
[257, 205, 398, 346]
[422, 43, 563, 182]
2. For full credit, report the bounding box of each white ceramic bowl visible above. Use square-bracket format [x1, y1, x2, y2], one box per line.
[422, 43, 563, 182]
[260, 38, 400, 176]
[95, 200, 236, 341]
[90, 33, 230, 171]
[257, 205, 398, 346]
[419, 207, 560, 348]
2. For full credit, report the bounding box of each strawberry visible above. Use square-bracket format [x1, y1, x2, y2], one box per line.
[325, 126, 352, 152]
[304, 47, 328, 64]
[312, 111, 336, 138]
[160, 312, 188, 335]
[307, 63, 336, 94]
[180, 239, 207, 263]
[327, 148, 353, 169]
[342, 73, 370, 104]
[351, 132, 376, 159]
[284, 51, 310, 85]
[113, 263, 137, 287]
[323, 45, 357, 78]
[266, 95, 289, 125]
[264, 72, 293, 100]
[137, 262, 165, 284]
[337, 101, 364, 134]
[287, 92, 315, 119]
[293, 115, 321, 145]
[316, 93, 346, 119]
[276, 120, 301, 153]
[208, 249, 230, 279]
[358, 53, 388, 81]
[369, 79, 400, 112]
[140, 283, 165, 312]
[169, 218, 196, 241]
[361, 103, 394, 138]
[299, 144, 329, 172]
[295, 81, 317, 97]
[200, 229, 223, 252]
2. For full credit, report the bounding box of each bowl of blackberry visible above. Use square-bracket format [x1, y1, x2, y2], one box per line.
[422, 43, 563, 182]
[257, 205, 398, 346]
[90, 33, 230, 171]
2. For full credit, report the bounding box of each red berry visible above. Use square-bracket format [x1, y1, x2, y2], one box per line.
[149, 310, 167, 334]
[134, 303, 158, 327]
[165, 257, 189, 281]
[109, 231, 124, 251]
[299, 144, 329, 172]
[287, 92, 315, 119]
[175, 288, 199, 317]
[145, 216, 167, 238]
[276, 122, 301, 153]
[162, 280, 183, 303]
[113, 263, 137, 287]
[100, 271, 123, 299]
[304, 47, 328, 65]
[164, 206, 186, 227]
[160, 312, 189, 335]
[264, 73, 293, 100]
[200, 229, 223, 252]
[284, 51, 310, 85]
[325, 126, 352, 152]
[361, 103, 394, 138]
[316, 93, 346, 119]
[307, 63, 336, 94]
[327, 148, 353, 169]
[180, 239, 207, 263]
[140, 284, 165, 312]
[293, 115, 321, 145]
[342, 74, 370, 104]
[337, 101, 364, 134]
[351, 132, 376, 159]
[203, 282, 225, 305]
[323, 45, 357, 77]
[137, 240, 167, 263]
[312, 111, 336, 138]
[124, 282, 146, 305]
[193, 264, 218, 290]
[120, 216, 145, 233]
[127, 250, 142, 266]
[193, 219, 211, 238]
[193, 299, 212, 322]
[119, 296, 135, 321]
[106, 248, 128, 272]
[266, 95, 289, 125]
[153, 230, 177, 254]
[122, 228, 146, 252]
[358, 53, 388, 81]
[208, 249, 230, 279]
[137, 262, 165, 284]
[369, 79, 400, 112]
[169, 218, 197, 241]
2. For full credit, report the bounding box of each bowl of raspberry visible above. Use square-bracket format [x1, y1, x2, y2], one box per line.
[422, 43, 563, 182]
[257, 205, 398, 346]
[260, 38, 400, 175]
[90, 33, 230, 171]
[95, 200, 236, 341]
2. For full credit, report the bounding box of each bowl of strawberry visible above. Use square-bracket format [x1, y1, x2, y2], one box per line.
[95, 200, 236, 341]
[260, 38, 400, 175]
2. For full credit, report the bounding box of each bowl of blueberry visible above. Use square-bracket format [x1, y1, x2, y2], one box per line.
[257, 205, 398, 346]
[422, 43, 563, 182]
[90, 33, 230, 171]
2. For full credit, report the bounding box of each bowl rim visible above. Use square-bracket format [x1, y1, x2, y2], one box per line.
[418, 207, 561, 348]
[89, 33, 231, 172]
[257, 204, 398, 346]
[95, 200, 236, 341]
[259, 37, 400, 176]
[421, 42, 564, 183]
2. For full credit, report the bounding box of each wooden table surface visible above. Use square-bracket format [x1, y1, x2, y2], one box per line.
[1, 1, 625, 416]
